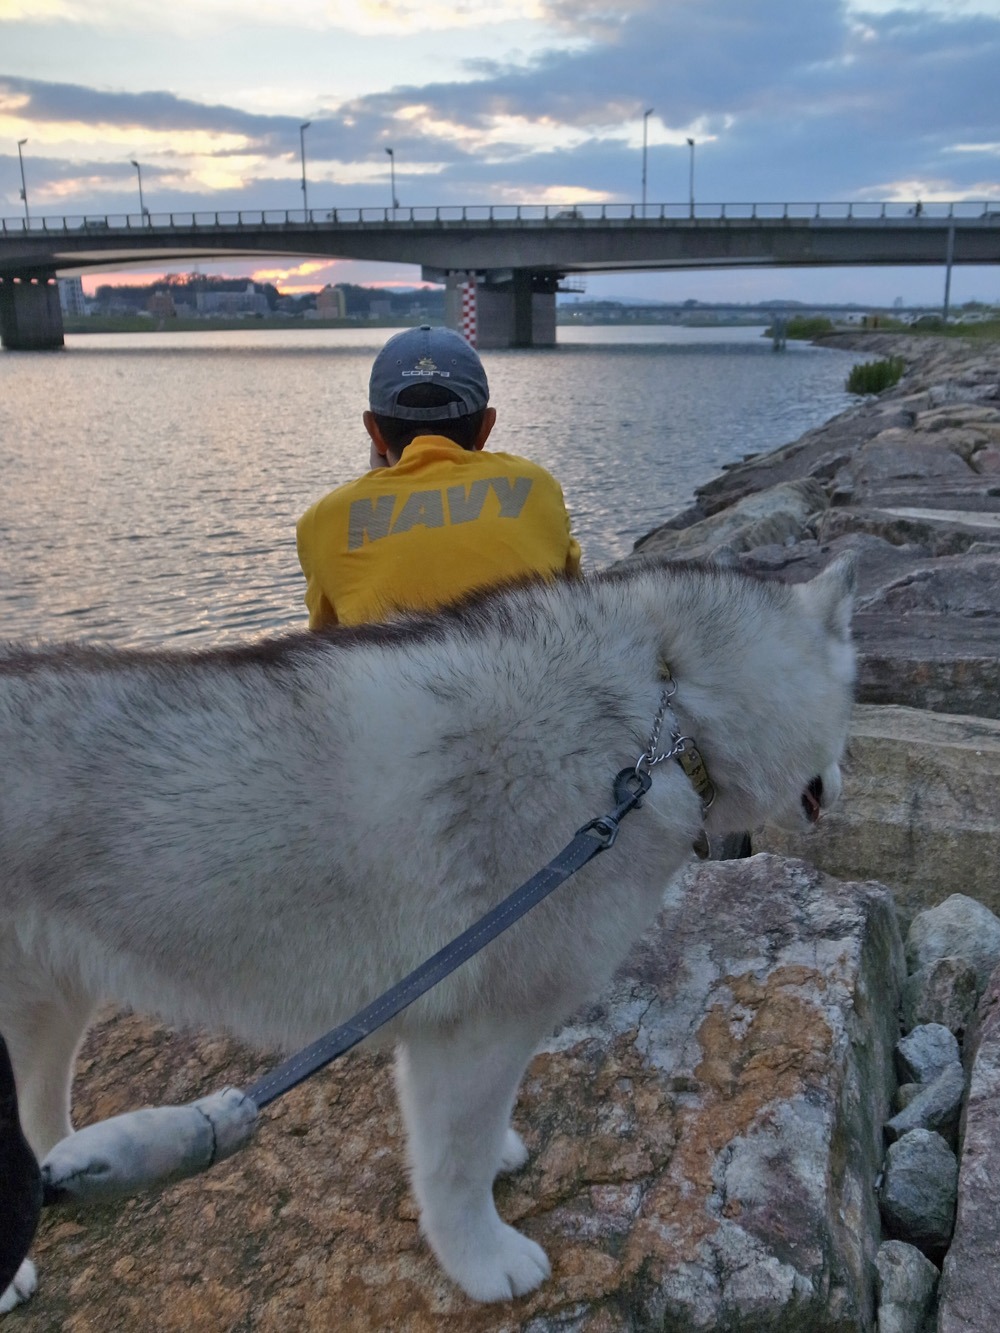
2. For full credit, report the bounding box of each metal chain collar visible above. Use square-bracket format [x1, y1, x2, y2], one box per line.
[636, 670, 716, 814]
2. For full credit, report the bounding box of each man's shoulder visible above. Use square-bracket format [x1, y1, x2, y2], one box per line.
[480, 450, 561, 481]
[299, 472, 385, 532]
[317, 469, 391, 506]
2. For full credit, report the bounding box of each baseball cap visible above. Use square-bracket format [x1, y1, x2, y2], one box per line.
[368, 325, 489, 421]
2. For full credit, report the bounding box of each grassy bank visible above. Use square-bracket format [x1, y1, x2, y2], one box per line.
[841, 317, 1000, 342]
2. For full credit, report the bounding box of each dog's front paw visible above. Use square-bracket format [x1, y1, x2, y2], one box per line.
[497, 1127, 529, 1174]
[0, 1259, 37, 1315]
[434, 1219, 550, 1303]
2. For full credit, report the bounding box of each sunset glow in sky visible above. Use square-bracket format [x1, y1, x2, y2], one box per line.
[3, 0, 1000, 303]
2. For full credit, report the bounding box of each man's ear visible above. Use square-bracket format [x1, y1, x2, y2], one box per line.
[363, 410, 391, 460]
[473, 406, 497, 451]
[363, 410, 388, 454]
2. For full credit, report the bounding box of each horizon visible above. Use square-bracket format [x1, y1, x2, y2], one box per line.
[71, 272, 991, 313]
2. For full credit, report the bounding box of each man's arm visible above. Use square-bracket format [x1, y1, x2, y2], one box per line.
[305, 585, 339, 630]
[296, 509, 340, 630]
[565, 535, 582, 578]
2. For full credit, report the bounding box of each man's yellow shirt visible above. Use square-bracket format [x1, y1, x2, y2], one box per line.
[296, 436, 582, 628]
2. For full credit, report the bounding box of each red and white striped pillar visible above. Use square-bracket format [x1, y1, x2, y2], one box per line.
[459, 274, 478, 347]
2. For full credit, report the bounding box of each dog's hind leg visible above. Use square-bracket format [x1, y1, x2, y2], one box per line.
[0, 951, 91, 1317]
[0, 972, 93, 1160]
[395, 1020, 550, 1303]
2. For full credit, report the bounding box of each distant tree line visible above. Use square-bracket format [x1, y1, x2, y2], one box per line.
[90, 275, 446, 318]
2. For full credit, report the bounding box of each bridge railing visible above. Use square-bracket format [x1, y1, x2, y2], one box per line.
[2, 200, 998, 234]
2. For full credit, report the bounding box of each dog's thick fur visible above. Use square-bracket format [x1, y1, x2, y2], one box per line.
[0, 556, 855, 1306]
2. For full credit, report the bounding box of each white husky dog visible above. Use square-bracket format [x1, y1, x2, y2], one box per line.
[0, 555, 855, 1309]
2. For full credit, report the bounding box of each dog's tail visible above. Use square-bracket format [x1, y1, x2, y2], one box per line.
[0, 1034, 42, 1294]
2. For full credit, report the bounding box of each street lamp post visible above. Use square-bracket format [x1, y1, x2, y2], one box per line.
[299, 121, 311, 217]
[687, 137, 695, 218]
[641, 108, 654, 215]
[385, 147, 399, 211]
[16, 138, 29, 222]
[129, 159, 146, 223]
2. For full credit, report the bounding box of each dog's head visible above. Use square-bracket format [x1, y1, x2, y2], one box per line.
[686, 551, 856, 838]
[760, 552, 856, 834]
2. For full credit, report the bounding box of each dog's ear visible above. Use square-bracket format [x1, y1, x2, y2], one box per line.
[797, 552, 857, 639]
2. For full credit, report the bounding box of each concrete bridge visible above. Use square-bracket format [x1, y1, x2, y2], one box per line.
[2, 199, 997, 351]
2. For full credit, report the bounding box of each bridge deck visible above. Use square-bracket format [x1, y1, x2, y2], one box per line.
[2, 201, 998, 279]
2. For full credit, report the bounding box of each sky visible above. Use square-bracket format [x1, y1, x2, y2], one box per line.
[2, 0, 1000, 307]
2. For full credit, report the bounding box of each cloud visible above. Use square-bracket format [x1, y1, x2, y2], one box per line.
[0, 74, 292, 139]
[0, 0, 549, 36]
[2, 0, 998, 228]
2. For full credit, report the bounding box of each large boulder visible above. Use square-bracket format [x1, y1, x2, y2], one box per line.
[818, 505, 1000, 559]
[14, 857, 902, 1332]
[937, 965, 1000, 1332]
[905, 895, 1000, 994]
[878, 1130, 958, 1257]
[759, 706, 1000, 925]
[630, 478, 828, 562]
[850, 553, 1000, 717]
[874, 1240, 939, 1333]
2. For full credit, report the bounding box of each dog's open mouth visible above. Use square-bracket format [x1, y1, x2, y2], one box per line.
[801, 776, 824, 824]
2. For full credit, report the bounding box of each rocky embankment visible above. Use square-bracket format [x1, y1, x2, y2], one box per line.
[10, 334, 1000, 1332]
[627, 331, 1000, 1332]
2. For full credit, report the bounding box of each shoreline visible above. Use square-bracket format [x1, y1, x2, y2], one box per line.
[629, 328, 1000, 562]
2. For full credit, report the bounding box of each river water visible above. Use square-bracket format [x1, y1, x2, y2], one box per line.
[0, 325, 864, 647]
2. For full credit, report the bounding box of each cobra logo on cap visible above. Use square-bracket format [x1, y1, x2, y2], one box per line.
[402, 356, 451, 378]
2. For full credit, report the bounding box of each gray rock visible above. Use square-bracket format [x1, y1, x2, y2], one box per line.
[852, 617, 1000, 718]
[629, 477, 828, 562]
[878, 1129, 958, 1254]
[855, 554, 1000, 618]
[874, 1240, 938, 1333]
[895, 1025, 960, 1085]
[852, 429, 975, 486]
[917, 403, 1000, 435]
[818, 504, 1000, 560]
[749, 529, 929, 582]
[894, 1083, 923, 1112]
[848, 554, 1000, 717]
[906, 895, 1000, 992]
[884, 1062, 965, 1147]
[901, 957, 979, 1036]
[937, 966, 1000, 1332]
[539, 854, 904, 1333]
[758, 709, 1000, 926]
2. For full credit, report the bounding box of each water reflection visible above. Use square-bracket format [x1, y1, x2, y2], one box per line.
[0, 326, 862, 646]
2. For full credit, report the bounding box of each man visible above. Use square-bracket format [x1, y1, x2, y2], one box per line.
[296, 326, 581, 628]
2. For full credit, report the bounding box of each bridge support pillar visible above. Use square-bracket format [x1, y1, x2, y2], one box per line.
[442, 270, 556, 349]
[0, 273, 65, 351]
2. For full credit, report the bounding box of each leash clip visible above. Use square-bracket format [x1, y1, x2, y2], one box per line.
[576, 814, 621, 849]
[576, 767, 653, 850]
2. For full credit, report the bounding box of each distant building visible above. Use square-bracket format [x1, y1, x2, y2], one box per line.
[315, 285, 346, 318]
[195, 282, 269, 317]
[369, 296, 392, 318]
[57, 277, 87, 316]
[147, 290, 177, 318]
